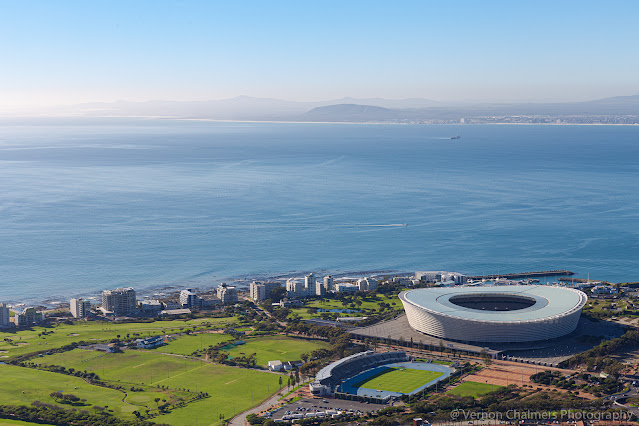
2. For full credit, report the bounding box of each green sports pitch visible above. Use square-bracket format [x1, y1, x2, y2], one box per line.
[355, 367, 444, 394]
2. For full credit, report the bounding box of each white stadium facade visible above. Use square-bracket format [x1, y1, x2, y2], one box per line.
[399, 285, 588, 343]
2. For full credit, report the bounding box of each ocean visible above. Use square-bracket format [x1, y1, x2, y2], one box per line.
[1, 119, 638, 305]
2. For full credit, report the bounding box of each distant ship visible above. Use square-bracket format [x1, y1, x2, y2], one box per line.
[450, 135, 461, 140]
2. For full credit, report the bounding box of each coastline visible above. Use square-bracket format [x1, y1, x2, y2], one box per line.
[3, 114, 639, 126]
[9, 268, 409, 310]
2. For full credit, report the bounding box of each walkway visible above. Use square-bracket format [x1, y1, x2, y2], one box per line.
[229, 391, 283, 426]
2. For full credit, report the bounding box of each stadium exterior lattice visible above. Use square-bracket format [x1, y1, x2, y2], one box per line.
[399, 285, 588, 343]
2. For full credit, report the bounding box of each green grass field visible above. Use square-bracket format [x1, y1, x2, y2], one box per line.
[0, 363, 173, 419]
[356, 367, 444, 394]
[447, 381, 503, 397]
[150, 332, 233, 356]
[290, 294, 404, 319]
[224, 335, 329, 366]
[0, 316, 239, 359]
[36, 349, 204, 385]
[0, 420, 54, 426]
[33, 349, 284, 425]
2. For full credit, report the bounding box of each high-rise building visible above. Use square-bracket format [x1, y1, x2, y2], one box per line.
[357, 277, 378, 292]
[315, 280, 325, 296]
[304, 273, 315, 290]
[286, 278, 304, 297]
[323, 275, 334, 292]
[250, 281, 282, 302]
[217, 283, 238, 304]
[179, 289, 202, 309]
[70, 298, 91, 318]
[0, 303, 10, 327]
[101, 287, 137, 316]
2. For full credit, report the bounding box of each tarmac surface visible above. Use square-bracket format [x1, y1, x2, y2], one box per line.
[269, 397, 387, 422]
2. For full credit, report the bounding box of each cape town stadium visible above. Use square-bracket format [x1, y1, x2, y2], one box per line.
[399, 285, 588, 343]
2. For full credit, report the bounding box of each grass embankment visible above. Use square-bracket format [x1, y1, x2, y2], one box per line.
[447, 381, 503, 397]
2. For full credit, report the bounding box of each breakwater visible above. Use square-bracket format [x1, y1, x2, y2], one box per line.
[467, 270, 574, 280]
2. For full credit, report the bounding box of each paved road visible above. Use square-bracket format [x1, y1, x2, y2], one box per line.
[229, 391, 283, 426]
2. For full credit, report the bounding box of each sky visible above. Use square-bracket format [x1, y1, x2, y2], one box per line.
[1, 0, 638, 107]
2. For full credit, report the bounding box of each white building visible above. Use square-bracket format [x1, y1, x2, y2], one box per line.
[101, 287, 137, 316]
[315, 280, 326, 296]
[268, 360, 284, 371]
[415, 271, 466, 284]
[334, 283, 359, 293]
[323, 275, 334, 292]
[0, 303, 10, 327]
[70, 298, 91, 318]
[140, 300, 163, 314]
[592, 285, 618, 295]
[250, 281, 282, 302]
[12, 307, 43, 326]
[286, 278, 305, 298]
[179, 288, 202, 309]
[357, 277, 378, 292]
[217, 283, 238, 304]
[305, 273, 316, 291]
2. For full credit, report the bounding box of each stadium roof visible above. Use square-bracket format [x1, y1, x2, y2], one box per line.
[402, 285, 586, 322]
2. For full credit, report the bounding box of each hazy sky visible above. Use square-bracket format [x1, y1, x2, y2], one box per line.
[1, 0, 638, 107]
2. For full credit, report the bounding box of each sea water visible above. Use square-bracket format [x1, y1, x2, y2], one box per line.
[0, 119, 637, 304]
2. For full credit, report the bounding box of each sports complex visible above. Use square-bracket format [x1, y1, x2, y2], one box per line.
[399, 285, 588, 343]
[309, 350, 453, 402]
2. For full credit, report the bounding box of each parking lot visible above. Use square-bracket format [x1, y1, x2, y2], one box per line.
[268, 397, 388, 422]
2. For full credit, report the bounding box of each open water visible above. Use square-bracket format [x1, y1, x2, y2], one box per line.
[0, 119, 637, 305]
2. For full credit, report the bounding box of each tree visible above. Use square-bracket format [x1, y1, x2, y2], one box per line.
[154, 397, 161, 405]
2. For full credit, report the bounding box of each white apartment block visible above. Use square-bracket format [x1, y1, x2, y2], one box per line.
[179, 288, 202, 308]
[217, 283, 238, 304]
[357, 277, 378, 292]
[101, 287, 137, 316]
[323, 275, 334, 292]
[70, 298, 91, 318]
[250, 281, 282, 302]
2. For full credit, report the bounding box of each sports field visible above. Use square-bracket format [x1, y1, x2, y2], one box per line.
[224, 335, 329, 366]
[356, 367, 444, 394]
[447, 381, 502, 397]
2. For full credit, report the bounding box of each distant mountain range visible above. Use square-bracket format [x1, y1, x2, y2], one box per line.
[10, 94, 639, 123]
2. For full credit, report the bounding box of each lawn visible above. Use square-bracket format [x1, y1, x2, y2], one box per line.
[356, 367, 444, 394]
[0, 316, 239, 359]
[0, 420, 54, 426]
[33, 348, 285, 425]
[35, 349, 203, 385]
[447, 381, 503, 397]
[0, 363, 171, 419]
[290, 294, 404, 320]
[224, 335, 329, 366]
[150, 332, 233, 356]
[157, 364, 284, 425]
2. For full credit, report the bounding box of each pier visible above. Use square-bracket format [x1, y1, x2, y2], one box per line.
[467, 270, 574, 280]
